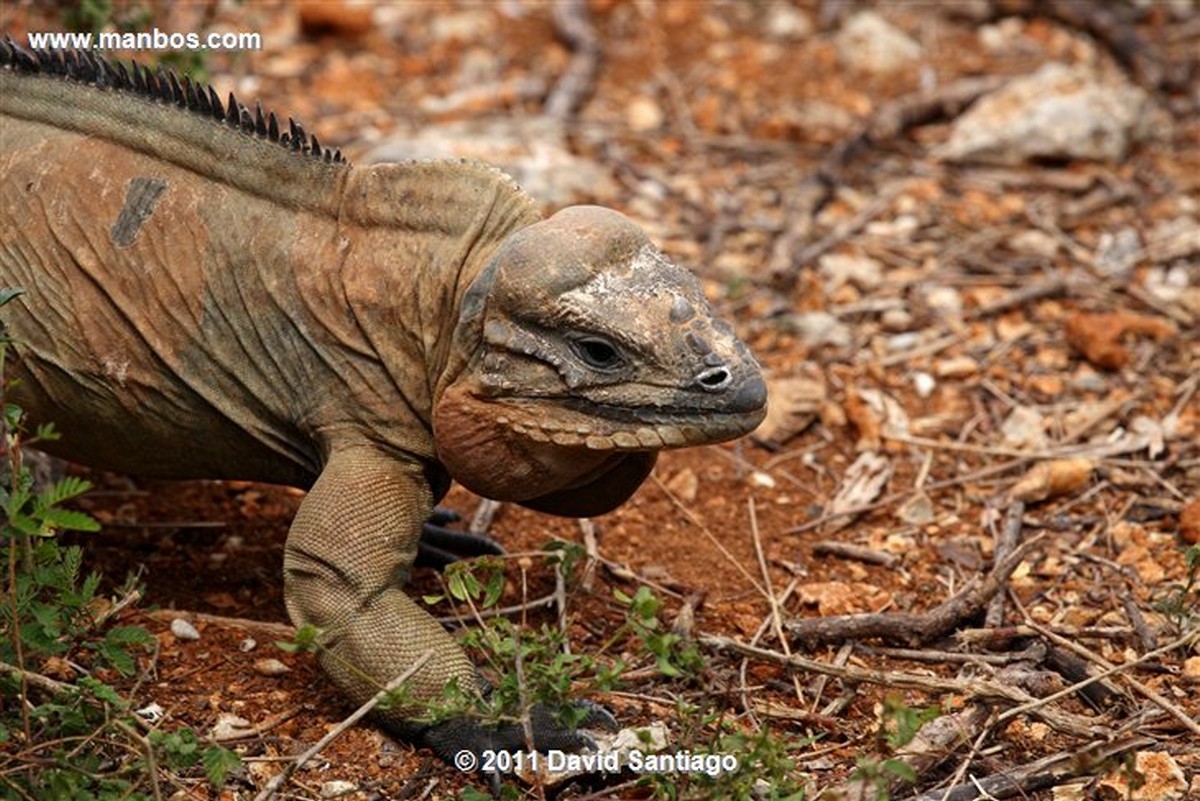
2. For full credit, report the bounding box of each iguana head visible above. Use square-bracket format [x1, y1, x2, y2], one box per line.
[434, 205, 766, 505]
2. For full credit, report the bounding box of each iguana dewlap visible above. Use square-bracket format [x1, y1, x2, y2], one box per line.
[0, 43, 766, 757]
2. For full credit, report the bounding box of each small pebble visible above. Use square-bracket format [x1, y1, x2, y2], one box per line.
[321, 780, 358, 798]
[170, 618, 201, 641]
[254, 658, 290, 677]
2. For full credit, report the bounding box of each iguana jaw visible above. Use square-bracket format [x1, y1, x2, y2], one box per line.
[484, 397, 765, 451]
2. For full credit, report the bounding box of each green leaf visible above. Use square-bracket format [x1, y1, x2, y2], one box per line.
[106, 625, 154, 646]
[78, 676, 124, 707]
[37, 475, 93, 508]
[881, 757, 918, 782]
[41, 507, 101, 534]
[0, 286, 24, 306]
[203, 745, 242, 787]
[482, 568, 504, 608]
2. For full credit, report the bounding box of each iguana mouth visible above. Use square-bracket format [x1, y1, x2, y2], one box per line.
[492, 397, 765, 450]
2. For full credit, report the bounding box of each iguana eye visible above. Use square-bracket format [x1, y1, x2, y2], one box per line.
[572, 336, 624, 370]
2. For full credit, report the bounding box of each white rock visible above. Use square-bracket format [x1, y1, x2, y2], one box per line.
[1011, 229, 1061, 259]
[897, 492, 934, 525]
[881, 308, 913, 331]
[912, 371, 936, 398]
[320, 780, 358, 798]
[210, 713, 254, 740]
[786, 311, 851, 349]
[936, 63, 1161, 165]
[764, 4, 813, 40]
[136, 702, 165, 723]
[835, 11, 923, 74]
[818, 253, 884, 291]
[924, 286, 963, 319]
[1094, 227, 1142, 277]
[253, 658, 291, 676]
[170, 618, 201, 641]
[866, 214, 920, 238]
[1001, 406, 1048, 450]
[365, 117, 617, 207]
[626, 95, 665, 132]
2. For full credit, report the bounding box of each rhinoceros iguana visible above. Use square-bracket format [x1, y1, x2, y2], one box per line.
[0, 40, 766, 761]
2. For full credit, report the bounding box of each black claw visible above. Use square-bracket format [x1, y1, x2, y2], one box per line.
[418, 700, 620, 771]
[414, 543, 459, 571]
[428, 507, 461, 526]
[416, 513, 506, 571]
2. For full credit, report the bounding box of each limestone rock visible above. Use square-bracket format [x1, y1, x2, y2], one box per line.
[936, 63, 1162, 165]
[835, 11, 922, 74]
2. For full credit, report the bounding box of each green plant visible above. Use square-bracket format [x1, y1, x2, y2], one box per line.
[842, 696, 941, 801]
[421, 554, 617, 729]
[61, 0, 153, 35]
[1, 287, 241, 797]
[413, 551, 810, 797]
[611, 585, 704, 680]
[850, 755, 917, 801]
[879, 695, 940, 751]
[1152, 544, 1200, 629]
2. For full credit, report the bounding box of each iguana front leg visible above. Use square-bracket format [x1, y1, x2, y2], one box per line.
[282, 445, 610, 760]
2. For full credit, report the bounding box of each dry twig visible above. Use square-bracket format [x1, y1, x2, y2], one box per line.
[788, 536, 1042, 649]
[545, 0, 600, 121]
[700, 634, 1106, 738]
[253, 650, 434, 801]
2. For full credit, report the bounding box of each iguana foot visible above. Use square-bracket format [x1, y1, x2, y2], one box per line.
[418, 700, 619, 769]
[417, 507, 506, 569]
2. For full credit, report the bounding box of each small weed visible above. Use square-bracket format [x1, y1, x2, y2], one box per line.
[1153, 544, 1199, 630]
[1, 287, 240, 798]
[61, 0, 153, 35]
[844, 696, 941, 801]
[412, 550, 808, 797]
[880, 694, 940, 750]
[611, 585, 704, 680]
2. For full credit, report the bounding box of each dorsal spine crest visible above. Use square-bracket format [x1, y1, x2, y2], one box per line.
[0, 36, 346, 165]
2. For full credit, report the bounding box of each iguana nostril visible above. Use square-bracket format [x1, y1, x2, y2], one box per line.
[695, 366, 733, 391]
[728, 373, 767, 411]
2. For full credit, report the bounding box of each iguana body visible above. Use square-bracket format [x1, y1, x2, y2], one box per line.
[0, 43, 766, 756]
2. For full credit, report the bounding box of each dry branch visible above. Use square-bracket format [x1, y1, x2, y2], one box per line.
[787, 536, 1040, 649]
[545, 0, 600, 121]
[253, 651, 433, 801]
[699, 634, 1106, 738]
[907, 736, 1153, 801]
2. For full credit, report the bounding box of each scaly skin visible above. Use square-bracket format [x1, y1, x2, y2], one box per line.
[0, 43, 766, 759]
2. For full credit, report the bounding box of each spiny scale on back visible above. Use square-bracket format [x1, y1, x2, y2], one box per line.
[0, 37, 344, 164]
